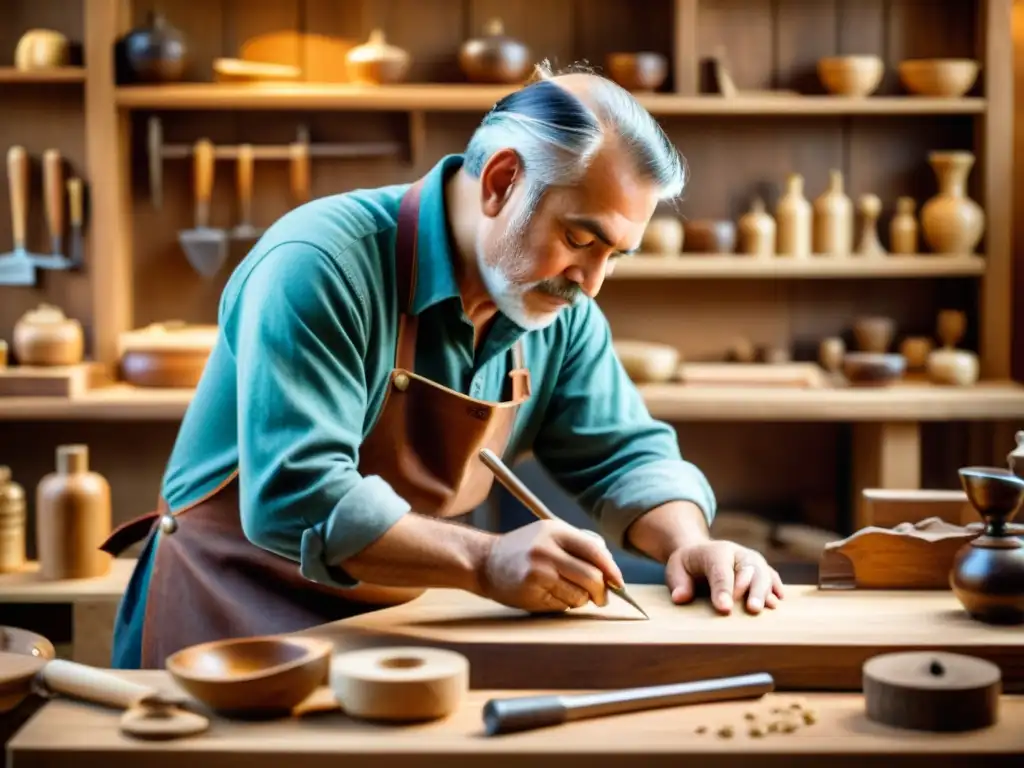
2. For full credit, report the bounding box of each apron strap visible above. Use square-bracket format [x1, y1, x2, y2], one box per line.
[394, 180, 424, 371]
[509, 339, 532, 400]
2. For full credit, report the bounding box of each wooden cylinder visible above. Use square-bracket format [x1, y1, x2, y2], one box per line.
[0, 465, 26, 573]
[36, 444, 113, 580]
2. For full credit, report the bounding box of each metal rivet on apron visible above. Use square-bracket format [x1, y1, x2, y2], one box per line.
[158, 514, 178, 535]
[393, 373, 410, 391]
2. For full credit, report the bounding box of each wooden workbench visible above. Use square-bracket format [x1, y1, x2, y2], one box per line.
[303, 585, 1024, 692]
[6, 671, 1023, 767]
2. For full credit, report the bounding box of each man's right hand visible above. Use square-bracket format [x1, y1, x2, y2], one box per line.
[478, 520, 625, 613]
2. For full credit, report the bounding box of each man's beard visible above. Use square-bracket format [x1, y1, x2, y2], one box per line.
[477, 217, 583, 331]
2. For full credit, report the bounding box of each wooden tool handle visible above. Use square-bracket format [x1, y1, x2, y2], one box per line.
[7, 146, 28, 248]
[67, 178, 83, 226]
[289, 142, 310, 204]
[483, 672, 775, 735]
[42, 148, 63, 240]
[236, 143, 253, 224]
[193, 138, 214, 226]
[38, 659, 163, 710]
[479, 448, 555, 521]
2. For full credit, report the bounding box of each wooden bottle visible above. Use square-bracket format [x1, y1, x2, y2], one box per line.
[890, 197, 918, 254]
[36, 445, 112, 580]
[0, 465, 26, 573]
[813, 169, 853, 256]
[776, 173, 812, 258]
[855, 194, 886, 256]
[737, 198, 775, 257]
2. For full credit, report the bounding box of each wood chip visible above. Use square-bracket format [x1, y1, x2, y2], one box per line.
[717, 725, 734, 739]
[780, 720, 798, 733]
[802, 710, 817, 725]
[695, 725, 707, 735]
[749, 725, 765, 738]
[743, 711, 757, 720]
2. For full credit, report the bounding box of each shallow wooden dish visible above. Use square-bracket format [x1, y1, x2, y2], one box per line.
[817, 55, 883, 96]
[899, 58, 979, 97]
[843, 352, 906, 386]
[165, 635, 332, 715]
[0, 627, 55, 660]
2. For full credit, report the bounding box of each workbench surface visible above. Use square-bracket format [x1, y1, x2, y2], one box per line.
[6, 672, 1023, 768]
[303, 584, 1024, 691]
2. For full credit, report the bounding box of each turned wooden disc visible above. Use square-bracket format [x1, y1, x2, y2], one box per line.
[863, 651, 1001, 732]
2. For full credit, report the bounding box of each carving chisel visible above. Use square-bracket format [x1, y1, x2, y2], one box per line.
[478, 447, 649, 619]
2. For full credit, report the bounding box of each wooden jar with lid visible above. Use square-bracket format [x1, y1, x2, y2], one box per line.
[36, 445, 112, 580]
[0, 465, 26, 573]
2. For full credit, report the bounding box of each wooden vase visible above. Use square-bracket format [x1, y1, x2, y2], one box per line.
[890, 196, 919, 254]
[36, 445, 112, 580]
[737, 198, 775, 257]
[813, 169, 853, 256]
[0, 466, 26, 574]
[776, 173, 812, 258]
[640, 215, 683, 254]
[920, 151, 985, 254]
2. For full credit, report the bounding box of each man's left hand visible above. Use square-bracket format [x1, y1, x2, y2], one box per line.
[664, 540, 784, 615]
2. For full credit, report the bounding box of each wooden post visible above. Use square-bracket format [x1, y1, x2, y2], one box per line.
[851, 422, 922, 529]
[673, 0, 699, 94]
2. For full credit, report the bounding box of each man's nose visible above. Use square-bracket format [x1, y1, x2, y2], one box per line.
[563, 257, 609, 298]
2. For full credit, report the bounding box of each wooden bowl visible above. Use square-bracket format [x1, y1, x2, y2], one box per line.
[899, 59, 979, 97]
[606, 52, 668, 92]
[817, 56, 884, 97]
[843, 353, 906, 386]
[166, 635, 333, 715]
[0, 627, 55, 660]
[683, 219, 736, 253]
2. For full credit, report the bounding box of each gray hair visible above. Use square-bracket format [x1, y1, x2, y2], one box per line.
[463, 60, 687, 223]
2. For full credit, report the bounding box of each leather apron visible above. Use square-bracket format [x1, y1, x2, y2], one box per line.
[99, 179, 533, 669]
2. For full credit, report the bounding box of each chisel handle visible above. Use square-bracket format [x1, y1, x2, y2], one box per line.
[43, 149, 63, 251]
[236, 143, 254, 226]
[7, 146, 28, 249]
[482, 672, 775, 735]
[193, 138, 214, 228]
[67, 178, 83, 227]
[289, 142, 310, 205]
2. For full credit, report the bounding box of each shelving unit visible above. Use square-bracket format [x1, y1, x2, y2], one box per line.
[0, 0, 1019, 543]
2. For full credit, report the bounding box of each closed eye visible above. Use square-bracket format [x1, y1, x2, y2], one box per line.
[566, 230, 593, 250]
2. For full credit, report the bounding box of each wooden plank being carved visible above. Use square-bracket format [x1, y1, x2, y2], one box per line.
[301, 585, 1024, 693]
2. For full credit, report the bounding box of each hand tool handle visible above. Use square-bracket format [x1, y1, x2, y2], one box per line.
[482, 672, 775, 735]
[236, 143, 254, 226]
[38, 658, 166, 710]
[42, 149, 63, 248]
[193, 138, 215, 228]
[289, 142, 310, 205]
[7, 146, 28, 249]
[479, 448, 556, 522]
[67, 178, 83, 227]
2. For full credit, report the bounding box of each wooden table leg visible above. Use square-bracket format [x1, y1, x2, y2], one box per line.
[71, 600, 118, 667]
[851, 422, 922, 530]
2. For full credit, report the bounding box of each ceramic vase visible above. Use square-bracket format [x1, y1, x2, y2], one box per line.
[119, 11, 188, 83]
[813, 169, 853, 256]
[640, 215, 684, 254]
[738, 198, 775, 257]
[920, 151, 985, 254]
[36, 445, 112, 580]
[890, 197, 919, 254]
[776, 173, 812, 258]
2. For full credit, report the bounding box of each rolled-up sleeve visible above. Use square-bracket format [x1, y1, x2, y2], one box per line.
[532, 299, 717, 553]
[222, 240, 408, 587]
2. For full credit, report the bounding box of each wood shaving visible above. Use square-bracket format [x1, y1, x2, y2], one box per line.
[695, 725, 707, 735]
[749, 725, 766, 737]
[717, 725, 734, 739]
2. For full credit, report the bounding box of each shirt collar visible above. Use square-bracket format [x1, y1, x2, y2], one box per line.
[409, 153, 465, 315]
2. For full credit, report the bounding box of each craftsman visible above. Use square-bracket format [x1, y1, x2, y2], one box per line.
[104, 63, 784, 670]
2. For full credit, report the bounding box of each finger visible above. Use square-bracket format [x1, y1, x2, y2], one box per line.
[548, 547, 609, 606]
[745, 564, 773, 614]
[555, 528, 625, 588]
[547, 577, 591, 610]
[733, 565, 755, 601]
[765, 592, 779, 610]
[537, 591, 571, 613]
[702, 549, 736, 614]
[771, 568, 785, 599]
[664, 551, 696, 604]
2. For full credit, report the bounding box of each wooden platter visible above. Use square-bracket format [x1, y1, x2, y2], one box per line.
[301, 586, 1024, 692]
[8, 673, 1024, 768]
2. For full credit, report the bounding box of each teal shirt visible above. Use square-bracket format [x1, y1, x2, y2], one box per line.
[161, 153, 717, 586]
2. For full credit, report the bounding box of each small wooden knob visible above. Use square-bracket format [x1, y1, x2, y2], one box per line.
[56, 444, 89, 474]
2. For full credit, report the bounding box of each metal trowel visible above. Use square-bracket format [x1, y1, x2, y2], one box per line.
[0, 146, 39, 286]
[231, 143, 264, 241]
[178, 138, 228, 278]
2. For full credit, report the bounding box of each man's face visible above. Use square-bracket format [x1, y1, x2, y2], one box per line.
[476, 146, 659, 330]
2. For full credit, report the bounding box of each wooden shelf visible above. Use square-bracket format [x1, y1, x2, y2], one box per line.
[0, 66, 85, 83]
[0, 559, 135, 602]
[2, 381, 1024, 423]
[114, 83, 987, 115]
[610, 254, 987, 279]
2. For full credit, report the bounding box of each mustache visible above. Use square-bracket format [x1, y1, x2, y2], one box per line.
[534, 278, 583, 303]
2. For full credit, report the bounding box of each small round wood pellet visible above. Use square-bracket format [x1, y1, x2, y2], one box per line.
[802, 710, 817, 725]
[749, 726, 765, 738]
[695, 725, 707, 735]
[767, 721, 780, 733]
[789, 702, 803, 710]
[717, 725, 734, 739]
[743, 711, 757, 721]
[780, 721, 798, 733]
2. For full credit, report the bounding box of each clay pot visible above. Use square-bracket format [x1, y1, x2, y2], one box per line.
[118, 321, 218, 388]
[817, 55, 884, 96]
[890, 197, 919, 254]
[606, 52, 668, 92]
[0, 467, 26, 574]
[737, 198, 775, 257]
[640, 216, 683, 255]
[12, 304, 84, 366]
[899, 336, 934, 371]
[36, 445, 112, 581]
[613, 340, 680, 383]
[458, 19, 532, 84]
[937, 309, 967, 347]
[920, 151, 985, 254]
[818, 337, 845, 373]
[843, 353, 906, 387]
[853, 316, 895, 353]
[813, 169, 853, 256]
[927, 348, 979, 386]
[776, 174, 812, 257]
[13, 29, 69, 70]
[899, 59, 979, 98]
[683, 219, 736, 253]
[345, 29, 410, 86]
[119, 11, 188, 83]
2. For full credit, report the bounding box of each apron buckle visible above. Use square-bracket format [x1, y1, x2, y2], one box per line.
[158, 514, 178, 535]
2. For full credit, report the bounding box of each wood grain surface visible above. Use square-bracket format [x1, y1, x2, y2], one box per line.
[7, 672, 1024, 768]
[300, 585, 1024, 692]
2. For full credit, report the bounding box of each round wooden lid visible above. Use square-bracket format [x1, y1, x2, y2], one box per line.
[863, 651, 1001, 732]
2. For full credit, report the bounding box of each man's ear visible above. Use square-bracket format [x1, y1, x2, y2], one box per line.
[479, 148, 521, 217]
